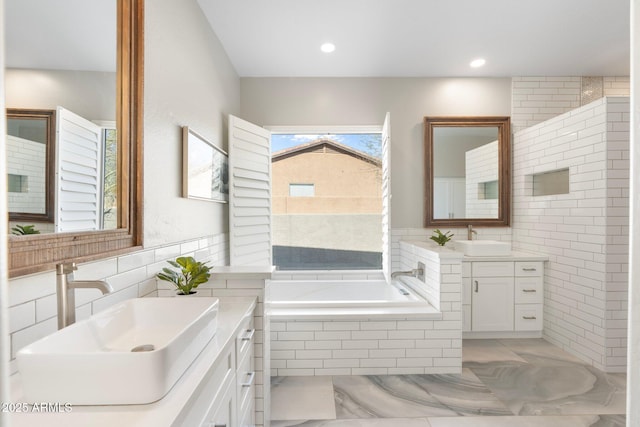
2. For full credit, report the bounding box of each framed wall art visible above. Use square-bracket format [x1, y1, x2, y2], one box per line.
[182, 126, 229, 202]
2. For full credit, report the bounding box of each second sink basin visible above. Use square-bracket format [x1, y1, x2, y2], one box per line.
[455, 240, 511, 256]
[17, 297, 219, 405]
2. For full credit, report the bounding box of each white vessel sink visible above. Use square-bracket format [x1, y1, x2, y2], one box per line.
[455, 240, 511, 256]
[17, 297, 219, 405]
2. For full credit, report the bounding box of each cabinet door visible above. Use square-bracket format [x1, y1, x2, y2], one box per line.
[471, 277, 514, 331]
[433, 178, 466, 219]
[205, 378, 236, 427]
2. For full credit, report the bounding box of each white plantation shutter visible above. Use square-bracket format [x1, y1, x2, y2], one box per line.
[55, 107, 103, 232]
[228, 115, 272, 265]
[381, 113, 392, 282]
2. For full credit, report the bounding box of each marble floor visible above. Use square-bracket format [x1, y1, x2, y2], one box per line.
[270, 339, 626, 427]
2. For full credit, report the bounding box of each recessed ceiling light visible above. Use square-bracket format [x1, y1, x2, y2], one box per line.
[320, 43, 336, 53]
[470, 58, 486, 68]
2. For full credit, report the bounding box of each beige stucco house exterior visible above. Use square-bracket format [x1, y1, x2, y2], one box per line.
[271, 139, 383, 269]
[272, 139, 382, 214]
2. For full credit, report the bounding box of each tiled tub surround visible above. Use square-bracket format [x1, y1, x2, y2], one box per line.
[269, 241, 463, 377]
[511, 96, 630, 373]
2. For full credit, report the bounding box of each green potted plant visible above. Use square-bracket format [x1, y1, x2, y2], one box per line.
[156, 256, 213, 295]
[11, 224, 40, 235]
[430, 229, 454, 247]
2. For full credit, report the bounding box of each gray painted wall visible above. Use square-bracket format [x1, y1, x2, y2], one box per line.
[240, 77, 512, 228]
[143, 0, 241, 247]
[5, 68, 116, 121]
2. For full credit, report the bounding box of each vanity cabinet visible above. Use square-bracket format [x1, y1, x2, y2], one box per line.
[236, 317, 256, 427]
[9, 297, 261, 427]
[177, 311, 256, 427]
[203, 316, 255, 427]
[462, 258, 544, 335]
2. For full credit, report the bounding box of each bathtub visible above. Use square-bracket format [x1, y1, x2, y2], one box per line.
[267, 278, 440, 319]
[267, 278, 459, 377]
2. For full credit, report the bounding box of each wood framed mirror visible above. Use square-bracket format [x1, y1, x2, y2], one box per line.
[424, 116, 510, 227]
[7, 0, 144, 277]
[6, 109, 56, 226]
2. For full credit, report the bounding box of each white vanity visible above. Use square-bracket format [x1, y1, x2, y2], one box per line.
[9, 297, 258, 427]
[462, 252, 547, 338]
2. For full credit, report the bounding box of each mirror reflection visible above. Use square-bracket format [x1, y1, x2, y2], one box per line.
[5, 0, 118, 234]
[424, 116, 510, 227]
[7, 109, 55, 229]
[433, 126, 499, 219]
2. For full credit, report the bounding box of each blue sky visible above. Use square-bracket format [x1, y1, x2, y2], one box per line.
[271, 133, 382, 158]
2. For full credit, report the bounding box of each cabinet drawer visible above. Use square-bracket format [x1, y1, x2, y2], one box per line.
[515, 261, 543, 277]
[515, 277, 543, 304]
[462, 262, 471, 278]
[472, 262, 514, 277]
[236, 316, 255, 366]
[236, 342, 255, 420]
[515, 304, 543, 331]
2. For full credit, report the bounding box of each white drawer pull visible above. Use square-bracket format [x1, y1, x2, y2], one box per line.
[522, 268, 537, 272]
[241, 328, 256, 341]
[522, 289, 537, 293]
[241, 371, 256, 387]
[522, 316, 537, 320]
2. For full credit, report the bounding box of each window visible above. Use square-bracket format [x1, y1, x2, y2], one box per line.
[102, 128, 118, 229]
[271, 132, 382, 270]
[289, 183, 315, 197]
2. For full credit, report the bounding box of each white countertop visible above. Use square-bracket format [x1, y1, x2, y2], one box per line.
[463, 251, 549, 262]
[9, 297, 257, 427]
[213, 265, 275, 280]
[400, 240, 548, 262]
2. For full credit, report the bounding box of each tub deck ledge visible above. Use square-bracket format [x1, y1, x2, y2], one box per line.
[269, 304, 442, 321]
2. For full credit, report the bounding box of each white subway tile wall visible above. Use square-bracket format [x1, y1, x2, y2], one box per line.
[512, 96, 629, 372]
[511, 76, 630, 133]
[465, 140, 500, 218]
[270, 242, 463, 376]
[6, 136, 47, 218]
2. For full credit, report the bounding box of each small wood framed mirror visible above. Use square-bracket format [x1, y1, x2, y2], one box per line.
[424, 116, 511, 227]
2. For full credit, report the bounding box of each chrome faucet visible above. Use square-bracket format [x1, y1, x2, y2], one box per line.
[56, 262, 113, 329]
[391, 268, 424, 279]
[467, 224, 477, 240]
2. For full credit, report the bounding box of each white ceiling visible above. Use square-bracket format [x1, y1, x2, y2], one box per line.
[5, 0, 116, 72]
[5, 0, 630, 78]
[197, 0, 630, 78]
